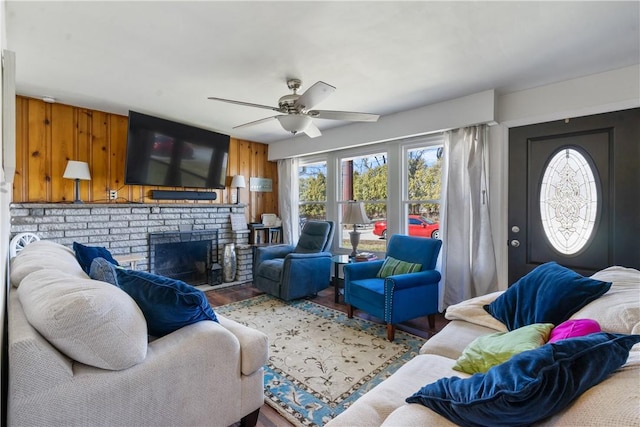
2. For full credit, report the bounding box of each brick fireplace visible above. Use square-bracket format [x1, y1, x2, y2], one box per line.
[9, 203, 253, 286]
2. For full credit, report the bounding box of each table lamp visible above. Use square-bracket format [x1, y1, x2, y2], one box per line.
[231, 175, 246, 204]
[343, 200, 370, 257]
[63, 160, 91, 204]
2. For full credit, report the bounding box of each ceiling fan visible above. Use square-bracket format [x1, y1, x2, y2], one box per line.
[208, 78, 380, 138]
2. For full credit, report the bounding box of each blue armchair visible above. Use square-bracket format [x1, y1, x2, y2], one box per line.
[344, 234, 442, 341]
[253, 220, 335, 301]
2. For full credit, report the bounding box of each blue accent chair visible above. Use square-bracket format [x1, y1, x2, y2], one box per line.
[344, 234, 442, 341]
[253, 220, 335, 301]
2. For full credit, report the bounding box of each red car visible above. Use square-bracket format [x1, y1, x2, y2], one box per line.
[373, 214, 440, 239]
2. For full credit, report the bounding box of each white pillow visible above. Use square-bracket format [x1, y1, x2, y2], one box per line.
[10, 240, 87, 288]
[572, 266, 640, 334]
[18, 269, 148, 370]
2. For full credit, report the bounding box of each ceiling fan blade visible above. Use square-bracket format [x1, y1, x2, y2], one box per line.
[294, 81, 336, 111]
[308, 110, 380, 122]
[303, 122, 322, 138]
[232, 115, 279, 129]
[208, 96, 280, 112]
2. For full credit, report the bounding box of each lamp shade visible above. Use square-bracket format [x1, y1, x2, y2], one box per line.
[277, 115, 312, 133]
[343, 201, 370, 225]
[63, 161, 91, 180]
[231, 175, 246, 188]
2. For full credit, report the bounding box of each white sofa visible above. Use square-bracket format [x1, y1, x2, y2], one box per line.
[327, 266, 640, 426]
[7, 240, 268, 427]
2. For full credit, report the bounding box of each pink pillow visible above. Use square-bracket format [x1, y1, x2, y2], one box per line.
[548, 319, 601, 343]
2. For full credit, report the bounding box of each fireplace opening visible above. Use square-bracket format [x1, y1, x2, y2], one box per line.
[149, 230, 219, 286]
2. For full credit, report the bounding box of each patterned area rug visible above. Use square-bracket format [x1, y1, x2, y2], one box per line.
[216, 294, 426, 426]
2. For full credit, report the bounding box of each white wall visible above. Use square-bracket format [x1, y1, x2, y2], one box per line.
[270, 65, 640, 289]
[268, 90, 496, 161]
[1, 0, 11, 417]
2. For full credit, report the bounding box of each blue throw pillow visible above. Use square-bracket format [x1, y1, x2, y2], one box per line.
[484, 262, 611, 330]
[406, 332, 640, 427]
[89, 257, 119, 286]
[73, 242, 120, 274]
[114, 268, 218, 337]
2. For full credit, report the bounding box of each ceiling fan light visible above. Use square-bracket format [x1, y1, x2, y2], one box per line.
[277, 115, 312, 133]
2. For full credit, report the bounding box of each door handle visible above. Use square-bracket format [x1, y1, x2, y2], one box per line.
[510, 240, 520, 248]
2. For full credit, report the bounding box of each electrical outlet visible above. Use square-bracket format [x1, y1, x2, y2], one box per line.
[109, 190, 118, 200]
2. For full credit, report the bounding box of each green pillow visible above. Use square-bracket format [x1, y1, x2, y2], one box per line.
[453, 323, 554, 374]
[376, 256, 422, 278]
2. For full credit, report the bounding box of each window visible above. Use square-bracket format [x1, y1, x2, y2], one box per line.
[298, 160, 327, 230]
[540, 147, 598, 255]
[295, 134, 444, 255]
[339, 152, 387, 253]
[404, 142, 443, 239]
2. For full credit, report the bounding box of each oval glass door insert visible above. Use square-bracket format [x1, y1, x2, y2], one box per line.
[539, 147, 598, 255]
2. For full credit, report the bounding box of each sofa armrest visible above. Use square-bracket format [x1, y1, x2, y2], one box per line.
[217, 315, 269, 375]
[344, 259, 385, 280]
[254, 244, 295, 264]
[21, 320, 258, 427]
[385, 270, 441, 291]
[284, 251, 332, 261]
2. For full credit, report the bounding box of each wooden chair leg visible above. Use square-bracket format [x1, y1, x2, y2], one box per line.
[387, 324, 395, 341]
[240, 408, 260, 427]
[428, 314, 435, 330]
[347, 304, 354, 318]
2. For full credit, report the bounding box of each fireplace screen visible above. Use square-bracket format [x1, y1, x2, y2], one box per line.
[149, 230, 219, 286]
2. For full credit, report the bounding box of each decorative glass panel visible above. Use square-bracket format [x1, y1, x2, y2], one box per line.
[540, 148, 598, 255]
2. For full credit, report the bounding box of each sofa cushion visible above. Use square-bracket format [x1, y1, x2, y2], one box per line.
[377, 256, 422, 278]
[484, 262, 611, 331]
[572, 266, 640, 334]
[10, 240, 87, 288]
[453, 323, 554, 374]
[540, 348, 640, 426]
[326, 354, 465, 427]
[419, 320, 500, 360]
[406, 332, 640, 427]
[381, 404, 457, 427]
[114, 268, 218, 337]
[17, 269, 148, 370]
[549, 319, 601, 343]
[73, 241, 120, 274]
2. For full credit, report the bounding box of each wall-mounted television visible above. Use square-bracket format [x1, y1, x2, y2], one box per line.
[124, 111, 230, 189]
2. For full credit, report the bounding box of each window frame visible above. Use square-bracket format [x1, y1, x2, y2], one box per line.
[296, 133, 444, 254]
[401, 135, 444, 236]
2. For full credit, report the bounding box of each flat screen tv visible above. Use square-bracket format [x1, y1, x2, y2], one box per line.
[124, 111, 230, 189]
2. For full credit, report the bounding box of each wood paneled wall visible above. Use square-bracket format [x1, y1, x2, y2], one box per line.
[13, 96, 278, 223]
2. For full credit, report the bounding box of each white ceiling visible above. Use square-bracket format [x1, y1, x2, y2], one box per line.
[5, 1, 639, 143]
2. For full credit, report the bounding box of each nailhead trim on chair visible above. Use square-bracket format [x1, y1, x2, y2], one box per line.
[384, 278, 395, 323]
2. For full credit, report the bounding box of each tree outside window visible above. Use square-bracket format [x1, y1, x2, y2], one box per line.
[340, 152, 387, 252]
[405, 145, 442, 237]
[298, 161, 327, 229]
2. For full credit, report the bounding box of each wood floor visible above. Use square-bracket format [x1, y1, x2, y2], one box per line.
[207, 283, 449, 427]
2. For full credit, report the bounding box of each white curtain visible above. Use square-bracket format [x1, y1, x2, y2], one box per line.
[277, 157, 300, 245]
[440, 125, 498, 309]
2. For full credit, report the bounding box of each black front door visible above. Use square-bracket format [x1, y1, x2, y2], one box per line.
[508, 108, 639, 284]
